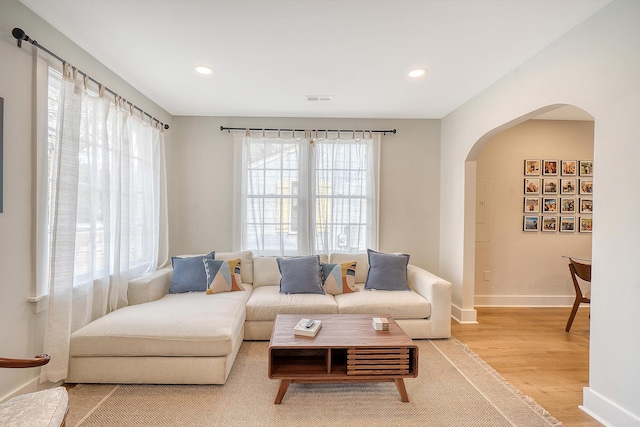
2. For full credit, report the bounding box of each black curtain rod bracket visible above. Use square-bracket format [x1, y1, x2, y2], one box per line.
[12, 27, 169, 130]
[220, 126, 396, 135]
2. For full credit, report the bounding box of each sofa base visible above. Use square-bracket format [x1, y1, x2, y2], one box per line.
[67, 327, 244, 385]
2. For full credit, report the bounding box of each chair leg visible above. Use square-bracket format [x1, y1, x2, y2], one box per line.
[565, 299, 581, 332]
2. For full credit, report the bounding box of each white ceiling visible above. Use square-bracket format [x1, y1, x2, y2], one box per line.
[19, 0, 610, 119]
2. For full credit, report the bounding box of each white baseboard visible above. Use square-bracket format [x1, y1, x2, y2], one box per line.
[582, 387, 640, 427]
[451, 304, 478, 324]
[474, 294, 582, 307]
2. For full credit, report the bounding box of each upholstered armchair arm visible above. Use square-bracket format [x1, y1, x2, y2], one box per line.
[0, 354, 50, 368]
[407, 264, 452, 338]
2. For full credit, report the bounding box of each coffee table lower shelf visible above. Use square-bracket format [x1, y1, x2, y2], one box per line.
[269, 346, 418, 404]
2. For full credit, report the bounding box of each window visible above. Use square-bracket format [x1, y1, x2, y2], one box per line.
[239, 133, 379, 256]
[45, 67, 163, 289]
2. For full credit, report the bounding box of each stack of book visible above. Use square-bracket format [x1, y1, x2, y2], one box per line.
[293, 318, 322, 337]
[372, 317, 389, 331]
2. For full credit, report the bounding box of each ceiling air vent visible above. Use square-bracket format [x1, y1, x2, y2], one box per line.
[306, 95, 334, 102]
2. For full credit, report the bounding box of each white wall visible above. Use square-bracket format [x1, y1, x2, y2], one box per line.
[0, 0, 171, 401]
[168, 117, 441, 272]
[441, 0, 640, 424]
[475, 120, 594, 306]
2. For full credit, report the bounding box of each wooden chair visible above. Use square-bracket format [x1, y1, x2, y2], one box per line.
[566, 258, 591, 332]
[0, 354, 69, 426]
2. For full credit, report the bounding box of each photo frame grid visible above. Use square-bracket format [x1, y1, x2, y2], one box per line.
[523, 159, 592, 233]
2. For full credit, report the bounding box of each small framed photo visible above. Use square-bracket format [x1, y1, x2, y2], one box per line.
[543, 178, 558, 194]
[579, 198, 593, 213]
[542, 216, 557, 232]
[560, 197, 576, 214]
[579, 160, 593, 176]
[579, 217, 593, 233]
[525, 178, 540, 194]
[524, 197, 540, 213]
[542, 197, 558, 213]
[543, 159, 558, 175]
[560, 216, 576, 233]
[524, 159, 541, 176]
[560, 178, 577, 195]
[579, 179, 593, 194]
[524, 215, 539, 232]
[561, 160, 577, 176]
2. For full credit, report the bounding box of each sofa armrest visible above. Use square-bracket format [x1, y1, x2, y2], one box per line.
[127, 267, 172, 306]
[407, 264, 452, 338]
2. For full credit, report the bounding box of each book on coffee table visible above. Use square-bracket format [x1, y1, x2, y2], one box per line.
[293, 318, 322, 337]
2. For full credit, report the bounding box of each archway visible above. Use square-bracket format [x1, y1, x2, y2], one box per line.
[461, 104, 594, 321]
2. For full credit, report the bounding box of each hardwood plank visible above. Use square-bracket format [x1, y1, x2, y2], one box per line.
[451, 307, 601, 427]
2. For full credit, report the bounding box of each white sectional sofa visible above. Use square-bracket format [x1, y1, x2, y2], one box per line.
[66, 251, 452, 385]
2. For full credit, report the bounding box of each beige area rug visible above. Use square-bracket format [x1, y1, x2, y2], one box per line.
[66, 339, 562, 426]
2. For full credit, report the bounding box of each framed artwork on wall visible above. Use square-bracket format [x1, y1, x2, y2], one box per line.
[524, 159, 540, 176]
[543, 178, 558, 194]
[579, 217, 593, 233]
[525, 178, 540, 194]
[0, 96, 3, 213]
[561, 160, 577, 176]
[579, 160, 594, 176]
[543, 159, 558, 175]
[522, 159, 592, 234]
[560, 198, 576, 214]
[542, 197, 558, 213]
[579, 179, 593, 194]
[524, 197, 540, 213]
[560, 178, 577, 195]
[560, 217, 576, 232]
[580, 198, 593, 213]
[542, 216, 558, 232]
[523, 215, 539, 232]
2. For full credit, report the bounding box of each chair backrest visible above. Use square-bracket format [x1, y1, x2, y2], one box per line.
[568, 258, 591, 300]
[569, 258, 591, 282]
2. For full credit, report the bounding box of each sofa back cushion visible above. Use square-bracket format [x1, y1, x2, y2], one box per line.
[216, 251, 254, 284]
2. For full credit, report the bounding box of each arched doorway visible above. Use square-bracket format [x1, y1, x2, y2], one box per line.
[462, 104, 594, 319]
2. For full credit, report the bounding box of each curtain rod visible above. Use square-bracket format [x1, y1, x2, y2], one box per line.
[12, 28, 169, 130]
[220, 126, 396, 135]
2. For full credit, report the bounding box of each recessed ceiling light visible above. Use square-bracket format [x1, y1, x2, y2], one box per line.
[195, 65, 213, 75]
[408, 68, 428, 78]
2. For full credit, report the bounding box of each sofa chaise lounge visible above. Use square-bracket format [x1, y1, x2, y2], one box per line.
[66, 251, 452, 385]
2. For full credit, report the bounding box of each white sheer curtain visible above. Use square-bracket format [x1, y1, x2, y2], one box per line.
[240, 134, 311, 256]
[41, 65, 167, 382]
[236, 131, 378, 257]
[312, 134, 379, 254]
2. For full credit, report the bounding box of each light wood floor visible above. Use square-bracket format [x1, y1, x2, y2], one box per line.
[451, 306, 600, 427]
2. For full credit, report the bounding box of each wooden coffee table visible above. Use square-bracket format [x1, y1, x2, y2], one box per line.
[268, 314, 418, 404]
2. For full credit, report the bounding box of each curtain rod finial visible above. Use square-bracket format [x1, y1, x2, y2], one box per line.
[12, 27, 30, 48]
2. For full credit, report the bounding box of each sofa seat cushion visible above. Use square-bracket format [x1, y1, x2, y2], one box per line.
[335, 285, 431, 319]
[245, 285, 338, 321]
[70, 292, 247, 357]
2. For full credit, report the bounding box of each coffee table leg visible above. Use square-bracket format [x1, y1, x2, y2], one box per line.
[275, 380, 292, 404]
[394, 379, 409, 402]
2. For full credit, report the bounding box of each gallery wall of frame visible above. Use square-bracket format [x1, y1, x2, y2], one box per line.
[523, 159, 593, 233]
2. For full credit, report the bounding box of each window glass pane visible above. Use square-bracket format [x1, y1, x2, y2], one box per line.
[242, 136, 375, 256]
